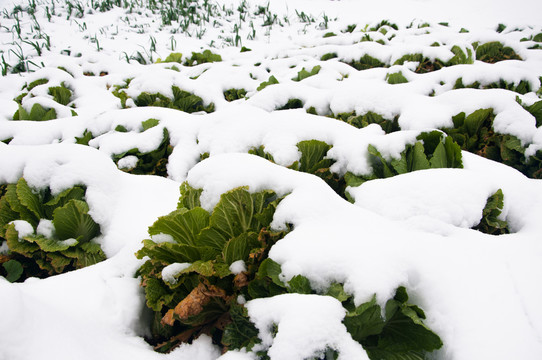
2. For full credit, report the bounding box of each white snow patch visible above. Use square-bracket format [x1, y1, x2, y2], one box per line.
[247, 294, 368, 360]
[348, 168, 496, 229]
[217, 349, 256, 360]
[166, 335, 221, 360]
[229, 260, 247, 275]
[161, 263, 191, 284]
[150, 233, 175, 244]
[11, 220, 34, 239]
[58, 238, 78, 247]
[117, 155, 138, 170]
[36, 219, 56, 238]
[237, 295, 247, 305]
[0, 241, 8, 254]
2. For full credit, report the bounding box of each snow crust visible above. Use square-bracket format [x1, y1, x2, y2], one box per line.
[247, 294, 368, 360]
[0, 0, 542, 359]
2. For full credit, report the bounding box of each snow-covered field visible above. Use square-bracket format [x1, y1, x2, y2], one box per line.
[1, 0, 542, 359]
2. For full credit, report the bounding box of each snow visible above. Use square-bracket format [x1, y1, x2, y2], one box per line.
[150, 233, 175, 244]
[348, 168, 499, 229]
[229, 260, 247, 275]
[246, 294, 368, 360]
[36, 219, 55, 238]
[236, 295, 247, 305]
[11, 220, 34, 239]
[162, 262, 191, 284]
[58, 238, 78, 246]
[1, 0, 542, 359]
[117, 155, 138, 170]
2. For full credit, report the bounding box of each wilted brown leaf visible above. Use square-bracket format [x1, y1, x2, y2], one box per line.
[0, 254, 10, 264]
[161, 283, 228, 326]
[249, 249, 264, 262]
[233, 272, 249, 288]
[257, 228, 268, 244]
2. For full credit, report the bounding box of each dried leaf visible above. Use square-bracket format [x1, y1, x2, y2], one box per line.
[0, 254, 10, 264]
[234, 272, 249, 288]
[162, 283, 227, 326]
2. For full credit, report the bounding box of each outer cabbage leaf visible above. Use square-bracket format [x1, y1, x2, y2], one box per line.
[137, 239, 203, 264]
[292, 65, 321, 81]
[178, 183, 203, 210]
[296, 139, 333, 173]
[5, 183, 39, 227]
[16, 178, 45, 219]
[2, 259, 23, 282]
[53, 199, 100, 243]
[149, 207, 210, 246]
[223, 232, 259, 265]
[48, 86, 72, 106]
[25, 235, 79, 252]
[287, 274, 312, 294]
[208, 187, 277, 241]
[44, 186, 86, 218]
[0, 196, 20, 234]
[473, 189, 509, 235]
[222, 304, 260, 350]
